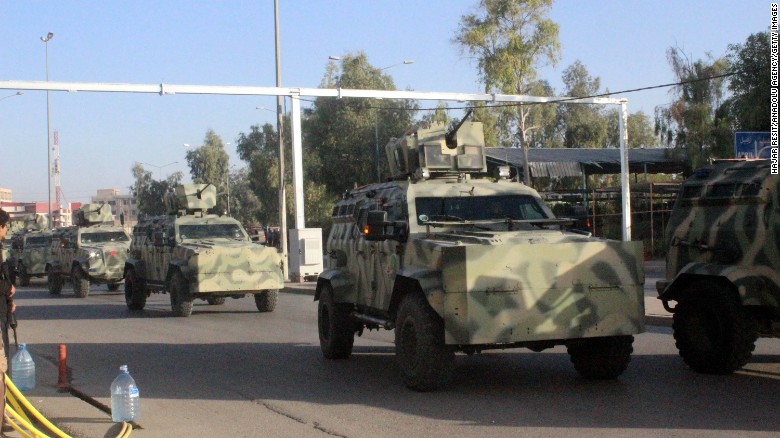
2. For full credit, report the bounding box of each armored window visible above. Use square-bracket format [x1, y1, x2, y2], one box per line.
[25, 235, 51, 247]
[179, 223, 245, 240]
[331, 206, 339, 218]
[740, 182, 762, 197]
[81, 231, 129, 244]
[706, 183, 738, 198]
[415, 195, 549, 224]
[680, 185, 702, 199]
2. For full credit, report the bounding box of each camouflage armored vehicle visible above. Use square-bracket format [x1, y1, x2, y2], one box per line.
[8, 214, 52, 286]
[123, 184, 283, 317]
[657, 159, 779, 374]
[316, 119, 645, 391]
[46, 204, 130, 297]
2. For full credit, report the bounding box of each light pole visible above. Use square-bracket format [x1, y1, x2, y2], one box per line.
[224, 142, 231, 216]
[274, 0, 288, 279]
[139, 161, 178, 180]
[0, 91, 23, 102]
[375, 60, 413, 182]
[328, 56, 414, 182]
[41, 32, 54, 223]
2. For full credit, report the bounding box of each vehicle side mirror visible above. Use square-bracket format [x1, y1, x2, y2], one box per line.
[362, 210, 388, 241]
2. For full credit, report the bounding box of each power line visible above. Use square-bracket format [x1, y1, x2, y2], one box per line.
[301, 67, 759, 112]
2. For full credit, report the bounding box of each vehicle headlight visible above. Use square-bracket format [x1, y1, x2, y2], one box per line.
[89, 251, 100, 259]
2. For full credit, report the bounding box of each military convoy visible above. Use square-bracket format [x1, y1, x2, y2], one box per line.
[8, 214, 51, 286]
[46, 203, 130, 297]
[123, 184, 284, 317]
[657, 159, 779, 374]
[315, 119, 646, 391]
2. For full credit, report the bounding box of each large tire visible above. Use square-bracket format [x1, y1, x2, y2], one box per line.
[169, 272, 194, 317]
[672, 281, 758, 374]
[18, 264, 30, 287]
[206, 296, 226, 305]
[395, 293, 455, 392]
[567, 335, 634, 379]
[124, 270, 147, 311]
[254, 290, 278, 313]
[107, 283, 120, 292]
[47, 269, 62, 295]
[318, 285, 356, 359]
[72, 266, 90, 298]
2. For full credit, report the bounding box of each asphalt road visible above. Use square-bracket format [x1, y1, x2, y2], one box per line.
[7, 280, 780, 438]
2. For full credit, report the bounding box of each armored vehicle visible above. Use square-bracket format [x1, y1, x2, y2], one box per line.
[657, 159, 779, 374]
[123, 184, 283, 317]
[316, 119, 645, 391]
[46, 204, 130, 297]
[8, 215, 52, 286]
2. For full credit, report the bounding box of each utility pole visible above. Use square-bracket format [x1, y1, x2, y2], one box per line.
[274, 0, 288, 279]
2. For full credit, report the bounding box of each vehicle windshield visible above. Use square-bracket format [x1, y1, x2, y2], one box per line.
[415, 195, 549, 224]
[178, 224, 246, 240]
[25, 235, 52, 247]
[80, 231, 129, 244]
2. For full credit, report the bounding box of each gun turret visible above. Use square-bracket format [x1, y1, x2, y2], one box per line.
[74, 203, 114, 226]
[385, 114, 486, 181]
[164, 184, 217, 215]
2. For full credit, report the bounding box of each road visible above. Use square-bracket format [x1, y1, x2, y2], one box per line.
[8, 279, 780, 438]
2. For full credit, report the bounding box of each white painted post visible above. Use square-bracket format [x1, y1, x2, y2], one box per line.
[290, 93, 305, 228]
[618, 100, 631, 241]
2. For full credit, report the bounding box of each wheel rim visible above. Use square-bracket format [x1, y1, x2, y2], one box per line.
[686, 307, 724, 352]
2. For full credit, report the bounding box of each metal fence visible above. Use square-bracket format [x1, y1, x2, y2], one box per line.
[542, 182, 680, 258]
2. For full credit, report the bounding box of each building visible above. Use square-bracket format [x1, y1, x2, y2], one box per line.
[91, 189, 138, 231]
[0, 187, 81, 227]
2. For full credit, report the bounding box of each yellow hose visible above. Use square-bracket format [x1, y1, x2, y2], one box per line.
[4, 374, 132, 438]
[5, 375, 70, 438]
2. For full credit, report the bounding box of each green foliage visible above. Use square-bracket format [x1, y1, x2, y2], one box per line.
[559, 60, 608, 148]
[235, 122, 287, 227]
[130, 163, 182, 217]
[455, 0, 560, 183]
[607, 110, 659, 148]
[725, 32, 770, 131]
[654, 47, 729, 170]
[305, 51, 417, 193]
[185, 129, 230, 213]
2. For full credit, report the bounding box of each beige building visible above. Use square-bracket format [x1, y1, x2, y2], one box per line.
[0, 187, 12, 202]
[91, 189, 138, 231]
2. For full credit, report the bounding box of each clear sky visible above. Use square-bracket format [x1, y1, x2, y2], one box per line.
[0, 0, 768, 204]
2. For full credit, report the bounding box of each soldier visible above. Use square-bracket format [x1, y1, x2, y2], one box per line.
[0, 208, 16, 431]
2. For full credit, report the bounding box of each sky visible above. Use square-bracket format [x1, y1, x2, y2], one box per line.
[0, 0, 769, 204]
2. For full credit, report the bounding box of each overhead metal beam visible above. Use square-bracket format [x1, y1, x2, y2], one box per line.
[0, 79, 632, 241]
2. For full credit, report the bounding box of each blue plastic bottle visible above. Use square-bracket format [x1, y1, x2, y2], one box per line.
[110, 365, 140, 422]
[11, 344, 36, 391]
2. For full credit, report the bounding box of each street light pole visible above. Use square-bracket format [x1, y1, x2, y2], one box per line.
[274, 0, 288, 280]
[0, 91, 23, 102]
[225, 142, 231, 216]
[139, 161, 178, 180]
[41, 32, 54, 224]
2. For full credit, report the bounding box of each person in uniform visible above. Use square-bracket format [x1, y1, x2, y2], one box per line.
[0, 208, 16, 432]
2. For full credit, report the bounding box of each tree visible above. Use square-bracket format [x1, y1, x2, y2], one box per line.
[235, 122, 287, 227]
[654, 47, 729, 170]
[185, 129, 230, 213]
[455, 0, 560, 184]
[559, 60, 608, 148]
[130, 163, 182, 217]
[607, 110, 658, 149]
[725, 32, 770, 131]
[305, 52, 417, 193]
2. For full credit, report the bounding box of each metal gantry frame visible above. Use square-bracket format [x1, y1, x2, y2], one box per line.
[0, 80, 633, 245]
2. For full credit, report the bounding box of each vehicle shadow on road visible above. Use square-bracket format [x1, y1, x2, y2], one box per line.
[23, 340, 780, 434]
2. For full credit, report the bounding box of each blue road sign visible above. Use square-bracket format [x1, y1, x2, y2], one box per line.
[734, 131, 771, 158]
